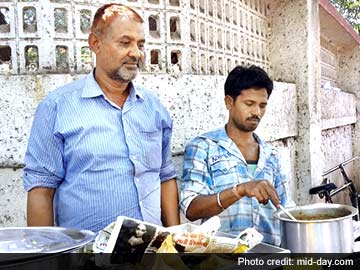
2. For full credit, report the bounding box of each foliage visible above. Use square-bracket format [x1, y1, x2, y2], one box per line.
[330, 0, 360, 34]
[26, 47, 38, 63]
[80, 10, 91, 33]
[54, 9, 67, 33]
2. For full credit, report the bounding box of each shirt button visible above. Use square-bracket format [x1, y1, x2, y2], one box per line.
[135, 177, 139, 182]
[140, 202, 143, 206]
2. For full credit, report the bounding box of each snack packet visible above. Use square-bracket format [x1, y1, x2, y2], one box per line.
[170, 226, 209, 252]
[168, 217, 221, 253]
[204, 227, 263, 253]
[204, 236, 247, 253]
[93, 222, 116, 253]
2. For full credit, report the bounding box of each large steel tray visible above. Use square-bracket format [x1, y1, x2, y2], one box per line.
[0, 227, 95, 265]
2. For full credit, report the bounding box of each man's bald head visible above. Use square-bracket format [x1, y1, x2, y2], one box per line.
[91, 4, 144, 37]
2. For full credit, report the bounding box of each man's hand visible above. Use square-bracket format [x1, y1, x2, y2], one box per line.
[236, 180, 280, 207]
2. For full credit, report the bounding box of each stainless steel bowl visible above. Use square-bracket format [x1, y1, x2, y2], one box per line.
[273, 203, 357, 253]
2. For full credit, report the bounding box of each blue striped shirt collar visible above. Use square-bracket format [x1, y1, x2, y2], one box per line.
[81, 71, 144, 102]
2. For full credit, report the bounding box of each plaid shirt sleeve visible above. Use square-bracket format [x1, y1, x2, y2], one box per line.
[272, 153, 296, 208]
[180, 138, 213, 214]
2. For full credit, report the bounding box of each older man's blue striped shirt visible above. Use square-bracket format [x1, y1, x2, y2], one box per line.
[23, 72, 176, 232]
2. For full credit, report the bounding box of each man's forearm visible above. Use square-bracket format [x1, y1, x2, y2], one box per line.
[161, 179, 180, 226]
[27, 187, 55, 226]
[186, 180, 281, 221]
[186, 187, 239, 221]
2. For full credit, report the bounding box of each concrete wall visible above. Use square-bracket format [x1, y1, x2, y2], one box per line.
[0, 72, 352, 226]
[320, 126, 354, 203]
[267, 0, 359, 206]
[337, 49, 360, 187]
[268, 0, 323, 204]
[0, 169, 25, 226]
[0, 73, 297, 226]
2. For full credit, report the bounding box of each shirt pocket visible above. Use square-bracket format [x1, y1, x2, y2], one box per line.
[210, 160, 238, 192]
[139, 129, 162, 169]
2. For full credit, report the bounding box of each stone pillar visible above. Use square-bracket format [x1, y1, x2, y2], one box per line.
[268, 0, 323, 204]
[38, 0, 53, 70]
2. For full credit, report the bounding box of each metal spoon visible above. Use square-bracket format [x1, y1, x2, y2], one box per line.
[278, 204, 297, 221]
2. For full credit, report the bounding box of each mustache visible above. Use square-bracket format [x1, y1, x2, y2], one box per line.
[123, 57, 143, 68]
[247, 116, 260, 121]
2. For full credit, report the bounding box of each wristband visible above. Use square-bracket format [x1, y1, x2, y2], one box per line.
[232, 183, 241, 199]
[216, 192, 226, 211]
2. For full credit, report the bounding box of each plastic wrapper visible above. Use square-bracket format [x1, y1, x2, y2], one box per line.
[237, 227, 264, 249]
[93, 222, 115, 253]
[94, 216, 263, 257]
[204, 236, 247, 253]
[167, 216, 221, 253]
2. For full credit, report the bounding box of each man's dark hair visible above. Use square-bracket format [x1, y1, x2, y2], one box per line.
[224, 65, 273, 100]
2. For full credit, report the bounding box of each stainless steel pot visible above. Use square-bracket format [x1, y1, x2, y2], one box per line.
[273, 203, 357, 253]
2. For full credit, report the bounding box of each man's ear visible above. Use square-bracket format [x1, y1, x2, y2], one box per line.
[88, 33, 101, 54]
[224, 95, 233, 110]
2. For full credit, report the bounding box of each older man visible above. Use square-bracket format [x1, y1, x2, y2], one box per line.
[24, 4, 179, 232]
